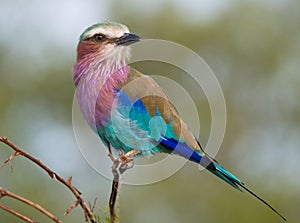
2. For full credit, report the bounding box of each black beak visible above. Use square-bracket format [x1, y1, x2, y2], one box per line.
[114, 33, 140, 46]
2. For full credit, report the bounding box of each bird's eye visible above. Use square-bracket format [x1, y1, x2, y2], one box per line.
[94, 34, 105, 42]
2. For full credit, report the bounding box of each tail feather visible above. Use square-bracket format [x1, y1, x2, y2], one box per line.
[201, 156, 287, 221]
[158, 138, 286, 221]
[206, 160, 243, 191]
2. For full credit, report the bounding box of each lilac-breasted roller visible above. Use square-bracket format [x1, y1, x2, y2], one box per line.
[73, 22, 286, 221]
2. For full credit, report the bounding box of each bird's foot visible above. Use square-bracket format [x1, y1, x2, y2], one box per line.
[119, 149, 140, 164]
[112, 150, 140, 175]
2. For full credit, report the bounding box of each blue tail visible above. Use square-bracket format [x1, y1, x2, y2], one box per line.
[158, 137, 287, 221]
[210, 162, 243, 190]
[199, 155, 243, 191]
[200, 156, 286, 221]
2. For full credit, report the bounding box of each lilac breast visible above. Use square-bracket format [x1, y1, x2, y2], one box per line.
[74, 64, 129, 131]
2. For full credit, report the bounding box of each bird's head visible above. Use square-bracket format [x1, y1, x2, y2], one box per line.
[76, 22, 140, 62]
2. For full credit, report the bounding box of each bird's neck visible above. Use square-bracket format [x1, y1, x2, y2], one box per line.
[73, 52, 128, 87]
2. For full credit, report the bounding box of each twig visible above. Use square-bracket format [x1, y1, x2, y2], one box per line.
[0, 151, 19, 171]
[0, 187, 62, 223]
[0, 136, 96, 223]
[107, 144, 139, 223]
[64, 199, 80, 216]
[109, 160, 121, 223]
[107, 142, 118, 223]
[89, 197, 98, 213]
[0, 203, 37, 223]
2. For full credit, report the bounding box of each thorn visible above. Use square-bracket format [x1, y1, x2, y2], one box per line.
[67, 176, 73, 184]
[0, 136, 8, 141]
[50, 173, 58, 181]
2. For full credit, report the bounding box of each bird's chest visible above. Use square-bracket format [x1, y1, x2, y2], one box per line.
[76, 71, 127, 130]
[94, 82, 119, 124]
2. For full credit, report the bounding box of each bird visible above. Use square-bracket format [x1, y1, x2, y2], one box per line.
[73, 21, 286, 221]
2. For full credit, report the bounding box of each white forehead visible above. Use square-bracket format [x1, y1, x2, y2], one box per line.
[83, 23, 130, 40]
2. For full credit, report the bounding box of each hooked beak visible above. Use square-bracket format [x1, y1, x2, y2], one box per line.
[114, 33, 140, 46]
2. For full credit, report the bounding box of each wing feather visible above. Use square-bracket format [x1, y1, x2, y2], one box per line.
[117, 68, 204, 155]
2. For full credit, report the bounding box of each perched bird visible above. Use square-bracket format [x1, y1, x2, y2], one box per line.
[73, 22, 286, 221]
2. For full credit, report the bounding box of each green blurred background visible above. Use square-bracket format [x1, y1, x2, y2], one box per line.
[0, 0, 299, 222]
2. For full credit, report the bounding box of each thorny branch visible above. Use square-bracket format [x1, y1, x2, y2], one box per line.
[0, 136, 97, 223]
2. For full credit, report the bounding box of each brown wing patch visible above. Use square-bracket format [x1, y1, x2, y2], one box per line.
[118, 67, 204, 155]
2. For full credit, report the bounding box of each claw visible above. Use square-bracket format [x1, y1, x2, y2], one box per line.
[112, 150, 140, 174]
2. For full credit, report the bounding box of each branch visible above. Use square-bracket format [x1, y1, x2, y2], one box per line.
[0, 186, 62, 223]
[0, 203, 37, 223]
[109, 160, 121, 223]
[0, 136, 96, 223]
[107, 144, 139, 223]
